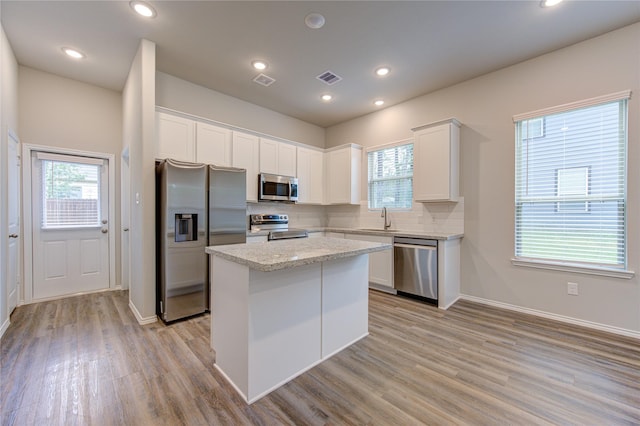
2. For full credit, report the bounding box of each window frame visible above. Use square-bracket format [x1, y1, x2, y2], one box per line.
[511, 90, 634, 279]
[366, 139, 414, 211]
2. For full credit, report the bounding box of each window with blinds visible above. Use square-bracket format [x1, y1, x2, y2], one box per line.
[368, 142, 413, 209]
[42, 160, 101, 228]
[514, 94, 628, 268]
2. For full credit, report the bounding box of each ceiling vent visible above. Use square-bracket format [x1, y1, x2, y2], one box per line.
[253, 73, 276, 87]
[316, 70, 342, 85]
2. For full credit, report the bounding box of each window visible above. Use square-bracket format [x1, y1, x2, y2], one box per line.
[556, 166, 589, 213]
[41, 159, 101, 228]
[514, 92, 629, 268]
[367, 142, 413, 209]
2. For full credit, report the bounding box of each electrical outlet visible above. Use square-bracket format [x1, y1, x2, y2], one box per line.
[567, 282, 579, 296]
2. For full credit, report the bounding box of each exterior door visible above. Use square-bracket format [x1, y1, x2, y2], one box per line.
[7, 132, 20, 313]
[31, 152, 110, 300]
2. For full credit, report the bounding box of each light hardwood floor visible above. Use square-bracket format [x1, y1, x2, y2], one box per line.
[2, 289, 639, 425]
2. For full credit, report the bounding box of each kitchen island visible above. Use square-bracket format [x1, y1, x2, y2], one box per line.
[206, 237, 391, 404]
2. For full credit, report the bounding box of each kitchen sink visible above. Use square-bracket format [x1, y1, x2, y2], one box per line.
[358, 228, 397, 232]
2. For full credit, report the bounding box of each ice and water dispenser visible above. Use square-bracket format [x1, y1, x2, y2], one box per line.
[175, 213, 198, 242]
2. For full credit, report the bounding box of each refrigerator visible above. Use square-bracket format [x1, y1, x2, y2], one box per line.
[156, 159, 246, 322]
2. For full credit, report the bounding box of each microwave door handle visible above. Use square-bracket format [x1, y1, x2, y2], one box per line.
[288, 181, 292, 197]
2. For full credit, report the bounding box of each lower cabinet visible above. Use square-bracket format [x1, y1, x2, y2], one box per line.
[344, 234, 394, 289]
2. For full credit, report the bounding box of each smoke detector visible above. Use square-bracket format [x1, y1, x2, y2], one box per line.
[253, 73, 276, 87]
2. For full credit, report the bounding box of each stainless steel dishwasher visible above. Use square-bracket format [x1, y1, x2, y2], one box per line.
[394, 237, 438, 303]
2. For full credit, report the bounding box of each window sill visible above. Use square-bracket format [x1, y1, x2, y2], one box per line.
[511, 258, 635, 279]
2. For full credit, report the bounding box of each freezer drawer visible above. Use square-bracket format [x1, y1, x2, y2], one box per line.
[394, 238, 437, 302]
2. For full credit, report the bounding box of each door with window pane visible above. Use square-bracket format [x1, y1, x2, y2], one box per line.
[32, 152, 109, 300]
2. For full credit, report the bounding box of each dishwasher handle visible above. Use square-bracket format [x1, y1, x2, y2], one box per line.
[394, 237, 437, 247]
[394, 242, 437, 250]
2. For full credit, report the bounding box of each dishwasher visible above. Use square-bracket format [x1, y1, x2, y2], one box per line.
[394, 237, 438, 304]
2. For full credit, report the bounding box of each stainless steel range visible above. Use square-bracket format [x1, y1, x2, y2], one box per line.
[249, 214, 308, 241]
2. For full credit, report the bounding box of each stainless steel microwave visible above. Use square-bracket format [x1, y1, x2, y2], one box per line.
[259, 173, 298, 202]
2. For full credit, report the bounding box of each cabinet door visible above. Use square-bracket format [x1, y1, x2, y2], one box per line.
[278, 143, 297, 177]
[413, 121, 459, 202]
[259, 138, 279, 174]
[196, 123, 232, 166]
[156, 112, 195, 161]
[325, 146, 360, 205]
[232, 132, 260, 202]
[297, 147, 323, 204]
[345, 234, 394, 288]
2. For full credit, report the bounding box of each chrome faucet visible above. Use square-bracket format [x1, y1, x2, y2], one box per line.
[381, 207, 392, 230]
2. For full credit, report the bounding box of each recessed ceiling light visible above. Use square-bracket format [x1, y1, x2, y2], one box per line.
[252, 61, 267, 71]
[540, 0, 562, 7]
[305, 13, 325, 29]
[375, 67, 390, 77]
[321, 94, 332, 102]
[62, 47, 85, 59]
[374, 100, 384, 106]
[130, 1, 156, 18]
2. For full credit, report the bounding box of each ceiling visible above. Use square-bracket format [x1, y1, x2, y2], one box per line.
[2, 1, 640, 128]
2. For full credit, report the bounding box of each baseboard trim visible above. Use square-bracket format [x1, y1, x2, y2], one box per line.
[129, 300, 158, 325]
[460, 294, 640, 340]
[0, 317, 10, 340]
[439, 295, 461, 310]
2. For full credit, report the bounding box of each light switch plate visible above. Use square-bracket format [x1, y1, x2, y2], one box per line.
[567, 282, 579, 296]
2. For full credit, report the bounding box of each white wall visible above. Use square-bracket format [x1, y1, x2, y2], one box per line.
[156, 72, 325, 149]
[123, 39, 156, 323]
[17, 66, 123, 289]
[0, 24, 19, 337]
[326, 23, 640, 334]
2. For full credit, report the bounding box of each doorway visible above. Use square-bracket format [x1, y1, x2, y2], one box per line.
[23, 145, 116, 302]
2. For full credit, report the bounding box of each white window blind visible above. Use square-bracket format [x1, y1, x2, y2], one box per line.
[42, 160, 101, 228]
[368, 143, 413, 209]
[514, 96, 628, 268]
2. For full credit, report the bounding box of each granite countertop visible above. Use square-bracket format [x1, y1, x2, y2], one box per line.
[247, 227, 463, 240]
[206, 237, 392, 272]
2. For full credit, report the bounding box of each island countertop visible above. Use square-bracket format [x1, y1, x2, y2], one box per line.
[206, 236, 391, 272]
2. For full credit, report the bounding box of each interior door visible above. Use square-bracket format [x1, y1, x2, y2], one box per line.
[7, 132, 20, 313]
[31, 152, 110, 300]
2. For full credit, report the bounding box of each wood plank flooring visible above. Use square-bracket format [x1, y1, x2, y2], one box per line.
[2, 290, 639, 425]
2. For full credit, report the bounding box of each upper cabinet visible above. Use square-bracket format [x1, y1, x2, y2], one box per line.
[232, 131, 260, 202]
[296, 146, 324, 205]
[259, 138, 297, 177]
[156, 112, 195, 162]
[325, 145, 362, 205]
[412, 118, 461, 202]
[196, 122, 232, 166]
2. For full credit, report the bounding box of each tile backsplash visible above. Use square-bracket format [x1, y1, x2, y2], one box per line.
[248, 197, 464, 234]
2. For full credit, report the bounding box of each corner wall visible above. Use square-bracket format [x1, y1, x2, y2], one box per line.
[326, 23, 640, 334]
[123, 39, 156, 323]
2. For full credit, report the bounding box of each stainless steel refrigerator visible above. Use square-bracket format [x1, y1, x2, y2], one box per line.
[156, 159, 246, 322]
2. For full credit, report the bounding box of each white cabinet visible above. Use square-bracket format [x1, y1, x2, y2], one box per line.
[196, 122, 232, 166]
[412, 118, 460, 202]
[232, 131, 260, 202]
[296, 146, 324, 204]
[345, 234, 394, 289]
[324, 145, 362, 205]
[156, 112, 195, 161]
[259, 138, 297, 177]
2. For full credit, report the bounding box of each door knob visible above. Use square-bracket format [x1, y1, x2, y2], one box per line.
[123, 228, 129, 232]
[101, 229, 108, 234]
[9, 234, 18, 238]
[102, 219, 108, 224]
